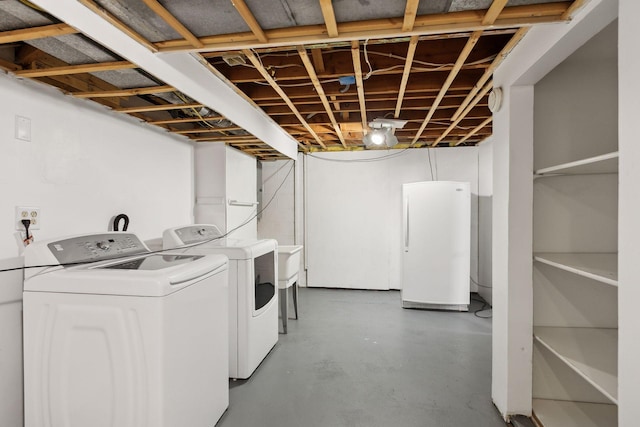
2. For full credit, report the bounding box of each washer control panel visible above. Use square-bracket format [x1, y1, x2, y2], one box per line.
[174, 225, 222, 245]
[47, 233, 149, 265]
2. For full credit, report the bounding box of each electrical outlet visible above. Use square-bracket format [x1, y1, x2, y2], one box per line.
[15, 206, 40, 231]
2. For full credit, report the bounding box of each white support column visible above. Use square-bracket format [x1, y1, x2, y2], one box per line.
[491, 85, 534, 418]
[618, 0, 640, 424]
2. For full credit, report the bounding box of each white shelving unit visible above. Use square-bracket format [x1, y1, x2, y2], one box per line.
[533, 399, 617, 427]
[534, 327, 618, 403]
[533, 253, 618, 287]
[531, 22, 618, 426]
[534, 152, 618, 177]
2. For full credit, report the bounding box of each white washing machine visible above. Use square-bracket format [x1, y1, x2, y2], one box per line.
[23, 232, 229, 427]
[163, 224, 278, 379]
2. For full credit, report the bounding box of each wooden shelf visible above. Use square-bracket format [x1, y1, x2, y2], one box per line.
[534, 327, 618, 404]
[534, 253, 618, 286]
[533, 399, 617, 427]
[534, 152, 618, 177]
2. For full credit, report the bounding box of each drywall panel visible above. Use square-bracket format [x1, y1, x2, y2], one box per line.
[225, 147, 257, 239]
[194, 144, 257, 239]
[258, 160, 296, 245]
[618, 0, 640, 423]
[305, 148, 478, 290]
[533, 175, 618, 253]
[478, 139, 493, 304]
[534, 22, 618, 170]
[0, 258, 23, 427]
[0, 73, 194, 259]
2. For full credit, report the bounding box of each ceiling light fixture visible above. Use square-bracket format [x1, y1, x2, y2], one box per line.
[362, 117, 407, 149]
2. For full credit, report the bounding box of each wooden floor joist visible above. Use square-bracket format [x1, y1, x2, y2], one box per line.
[0, 24, 78, 44]
[154, 2, 572, 52]
[15, 60, 137, 78]
[115, 103, 203, 113]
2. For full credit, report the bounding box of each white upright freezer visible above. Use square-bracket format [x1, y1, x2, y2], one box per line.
[401, 181, 470, 311]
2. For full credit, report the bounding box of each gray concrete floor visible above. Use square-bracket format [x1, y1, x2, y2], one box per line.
[218, 288, 506, 427]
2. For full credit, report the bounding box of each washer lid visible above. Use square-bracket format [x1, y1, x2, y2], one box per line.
[98, 254, 202, 271]
[23, 253, 228, 297]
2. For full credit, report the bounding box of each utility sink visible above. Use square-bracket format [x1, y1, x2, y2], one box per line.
[277, 245, 303, 287]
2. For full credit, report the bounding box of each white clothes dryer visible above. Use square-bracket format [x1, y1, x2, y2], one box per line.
[23, 233, 229, 427]
[163, 224, 278, 379]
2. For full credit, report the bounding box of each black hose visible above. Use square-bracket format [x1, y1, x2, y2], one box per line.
[113, 214, 129, 231]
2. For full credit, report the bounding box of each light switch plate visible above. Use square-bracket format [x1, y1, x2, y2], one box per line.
[15, 115, 31, 141]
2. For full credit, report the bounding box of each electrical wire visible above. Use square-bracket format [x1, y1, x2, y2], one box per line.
[363, 39, 374, 80]
[470, 276, 492, 289]
[0, 162, 296, 275]
[307, 147, 412, 163]
[427, 147, 435, 181]
[471, 295, 492, 318]
[433, 149, 439, 180]
[240, 48, 496, 89]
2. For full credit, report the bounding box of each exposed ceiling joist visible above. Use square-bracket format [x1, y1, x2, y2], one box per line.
[72, 85, 176, 98]
[0, 24, 78, 44]
[561, 0, 587, 19]
[175, 127, 242, 134]
[455, 117, 493, 146]
[435, 80, 493, 145]
[232, 0, 269, 43]
[483, 0, 510, 26]
[116, 103, 203, 113]
[394, 35, 419, 118]
[319, 0, 339, 38]
[154, 3, 572, 53]
[193, 135, 260, 142]
[402, 0, 421, 31]
[451, 26, 529, 121]
[351, 40, 368, 131]
[311, 48, 325, 73]
[140, 0, 204, 48]
[14, 60, 136, 78]
[5, 0, 583, 157]
[243, 48, 326, 149]
[298, 46, 347, 149]
[412, 31, 482, 145]
[0, 58, 21, 72]
[77, 0, 158, 52]
[148, 116, 224, 125]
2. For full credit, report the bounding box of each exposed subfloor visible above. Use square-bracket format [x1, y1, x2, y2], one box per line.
[217, 288, 505, 427]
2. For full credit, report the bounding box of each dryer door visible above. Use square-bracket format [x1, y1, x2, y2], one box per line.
[253, 251, 276, 316]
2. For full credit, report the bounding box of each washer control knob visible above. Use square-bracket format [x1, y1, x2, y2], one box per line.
[197, 228, 206, 236]
[96, 241, 110, 251]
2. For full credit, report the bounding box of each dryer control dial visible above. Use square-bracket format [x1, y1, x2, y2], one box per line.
[96, 241, 110, 251]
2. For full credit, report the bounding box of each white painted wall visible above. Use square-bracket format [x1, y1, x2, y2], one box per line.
[0, 73, 194, 427]
[194, 144, 257, 239]
[0, 73, 194, 257]
[490, 0, 618, 419]
[304, 148, 479, 290]
[257, 160, 296, 245]
[478, 139, 493, 304]
[257, 154, 306, 286]
[618, 0, 640, 423]
[0, 258, 24, 427]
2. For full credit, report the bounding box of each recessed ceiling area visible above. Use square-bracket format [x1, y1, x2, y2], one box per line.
[0, 0, 586, 159]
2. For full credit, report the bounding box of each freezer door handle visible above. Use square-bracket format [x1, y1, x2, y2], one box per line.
[404, 198, 409, 251]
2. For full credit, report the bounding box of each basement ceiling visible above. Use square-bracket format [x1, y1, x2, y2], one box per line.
[0, 0, 586, 160]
